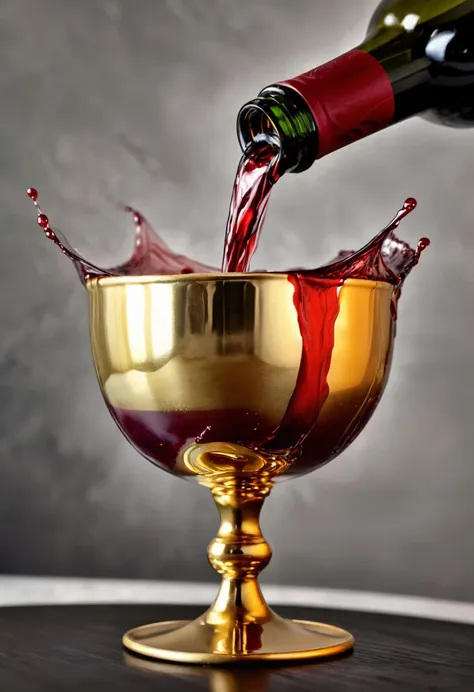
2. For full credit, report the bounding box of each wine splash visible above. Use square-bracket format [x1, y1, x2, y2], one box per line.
[27, 151, 428, 289]
[27, 165, 427, 290]
[27, 188, 216, 284]
[27, 187, 112, 284]
[221, 144, 429, 289]
[311, 198, 429, 285]
[262, 197, 429, 454]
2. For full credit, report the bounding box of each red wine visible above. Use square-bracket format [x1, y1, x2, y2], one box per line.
[104, 194, 427, 473]
[262, 275, 341, 454]
[28, 144, 428, 476]
[222, 140, 281, 273]
[27, 188, 216, 283]
[27, 187, 111, 284]
[108, 407, 278, 474]
[27, 179, 427, 287]
[104, 193, 427, 473]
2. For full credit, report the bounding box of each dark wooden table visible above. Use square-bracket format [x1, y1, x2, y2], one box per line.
[0, 603, 473, 691]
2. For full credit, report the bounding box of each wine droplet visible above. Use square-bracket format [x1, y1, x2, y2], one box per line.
[417, 237, 430, 253]
[37, 213, 49, 229]
[26, 187, 114, 283]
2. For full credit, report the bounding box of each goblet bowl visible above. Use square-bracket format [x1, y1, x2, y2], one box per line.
[87, 272, 395, 664]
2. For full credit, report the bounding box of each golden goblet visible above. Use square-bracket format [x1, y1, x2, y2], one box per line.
[87, 272, 394, 664]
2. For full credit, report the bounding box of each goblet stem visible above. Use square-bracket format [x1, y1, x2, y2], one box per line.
[123, 470, 354, 661]
[205, 474, 274, 627]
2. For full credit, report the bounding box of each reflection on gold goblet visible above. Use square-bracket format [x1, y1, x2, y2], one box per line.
[88, 273, 394, 664]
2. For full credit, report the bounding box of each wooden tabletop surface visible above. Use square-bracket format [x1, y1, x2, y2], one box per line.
[0, 603, 473, 691]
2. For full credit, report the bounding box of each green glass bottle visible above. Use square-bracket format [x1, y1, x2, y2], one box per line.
[237, 0, 474, 173]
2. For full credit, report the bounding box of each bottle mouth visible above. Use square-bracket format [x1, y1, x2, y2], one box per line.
[237, 99, 281, 153]
[237, 89, 317, 174]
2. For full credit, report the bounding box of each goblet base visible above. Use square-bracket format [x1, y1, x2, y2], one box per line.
[123, 611, 354, 665]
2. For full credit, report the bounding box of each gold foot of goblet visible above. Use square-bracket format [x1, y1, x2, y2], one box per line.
[123, 465, 353, 663]
[88, 273, 395, 664]
[123, 619, 353, 665]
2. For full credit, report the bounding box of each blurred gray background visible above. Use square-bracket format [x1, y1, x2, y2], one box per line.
[0, 0, 473, 602]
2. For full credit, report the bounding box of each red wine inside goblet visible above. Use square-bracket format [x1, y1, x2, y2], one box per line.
[27, 140, 428, 476]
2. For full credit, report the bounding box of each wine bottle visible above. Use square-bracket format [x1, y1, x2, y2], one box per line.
[237, 0, 474, 173]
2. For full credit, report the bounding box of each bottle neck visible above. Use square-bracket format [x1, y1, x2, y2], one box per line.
[237, 50, 397, 173]
[237, 86, 318, 174]
[237, 1, 474, 170]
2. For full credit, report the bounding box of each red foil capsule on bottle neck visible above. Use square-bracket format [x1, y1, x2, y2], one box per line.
[278, 49, 395, 159]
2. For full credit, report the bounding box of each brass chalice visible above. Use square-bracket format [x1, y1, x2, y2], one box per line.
[88, 272, 394, 664]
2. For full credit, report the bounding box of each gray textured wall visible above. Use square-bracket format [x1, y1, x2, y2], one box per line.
[1, 0, 473, 601]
